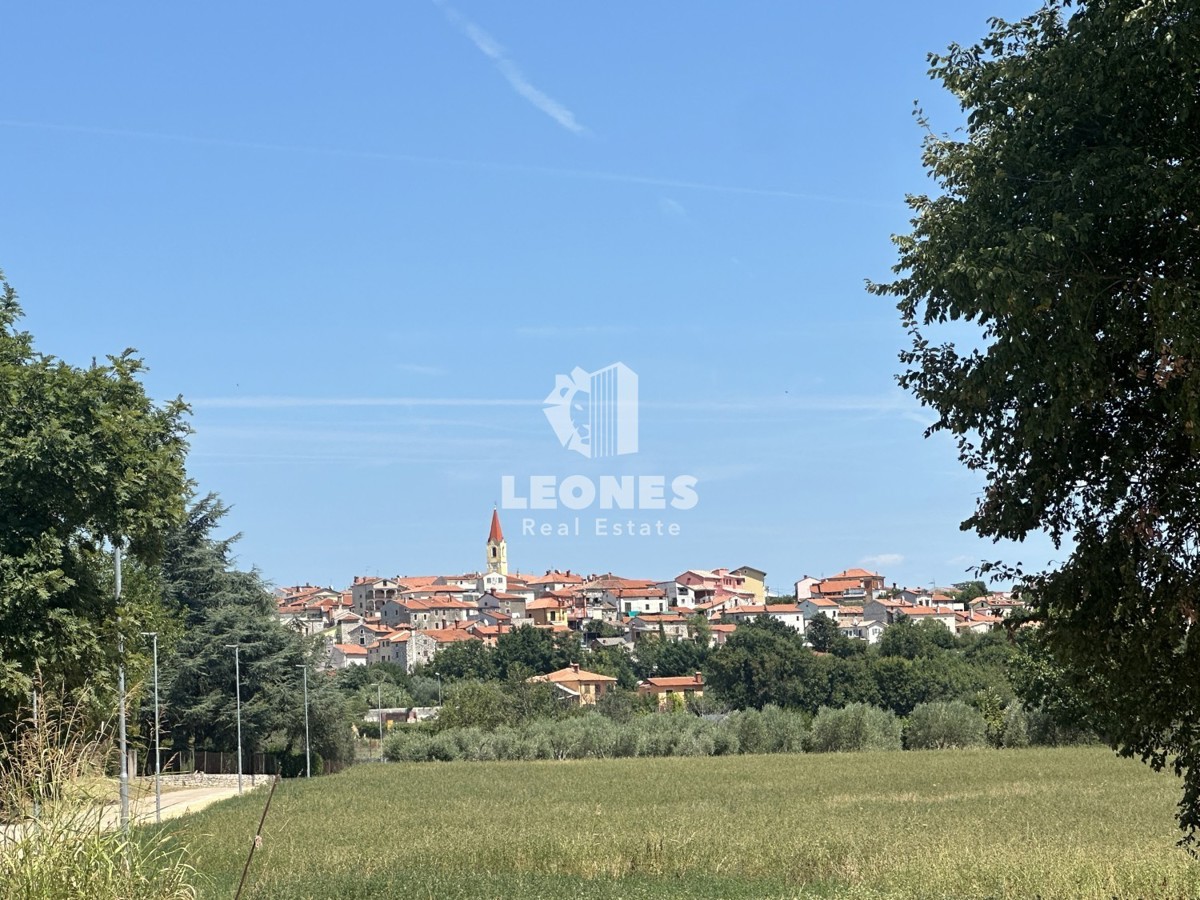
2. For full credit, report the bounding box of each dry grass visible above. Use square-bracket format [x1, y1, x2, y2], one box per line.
[0, 696, 196, 900]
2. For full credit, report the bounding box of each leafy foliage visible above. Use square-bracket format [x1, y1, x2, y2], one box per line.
[158, 496, 352, 765]
[869, 0, 1200, 847]
[904, 700, 988, 750]
[0, 272, 189, 717]
[807, 703, 902, 752]
[804, 613, 840, 653]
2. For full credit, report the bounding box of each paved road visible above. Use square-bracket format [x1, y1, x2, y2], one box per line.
[2, 782, 266, 843]
[109, 782, 265, 827]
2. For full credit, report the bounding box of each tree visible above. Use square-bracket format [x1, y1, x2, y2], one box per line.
[869, 0, 1200, 846]
[0, 272, 189, 718]
[952, 580, 987, 603]
[904, 700, 988, 750]
[493, 626, 575, 678]
[805, 613, 840, 653]
[418, 640, 497, 681]
[159, 496, 352, 765]
[879, 618, 954, 660]
[705, 618, 816, 710]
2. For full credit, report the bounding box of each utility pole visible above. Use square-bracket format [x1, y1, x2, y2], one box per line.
[116, 544, 129, 832]
[225, 643, 243, 794]
[31, 688, 40, 822]
[295, 665, 311, 778]
[375, 682, 384, 763]
[141, 632, 161, 822]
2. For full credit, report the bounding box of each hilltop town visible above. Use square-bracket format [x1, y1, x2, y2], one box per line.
[276, 510, 1024, 680]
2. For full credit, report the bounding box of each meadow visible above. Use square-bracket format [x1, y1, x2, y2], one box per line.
[165, 746, 1200, 899]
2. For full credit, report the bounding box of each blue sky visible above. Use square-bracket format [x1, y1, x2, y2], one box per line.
[1, 1, 1061, 594]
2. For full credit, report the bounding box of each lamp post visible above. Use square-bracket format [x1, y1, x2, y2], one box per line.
[435, 671, 443, 705]
[225, 644, 243, 794]
[116, 544, 129, 832]
[140, 632, 161, 822]
[374, 682, 384, 763]
[295, 665, 311, 778]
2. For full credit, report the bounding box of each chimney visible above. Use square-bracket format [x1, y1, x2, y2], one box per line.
[694, 671, 703, 683]
[571, 662, 580, 674]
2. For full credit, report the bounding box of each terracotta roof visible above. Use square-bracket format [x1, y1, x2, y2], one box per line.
[526, 571, 583, 585]
[834, 568, 882, 578]
[420, 628, 480, 644]
[331, 644, 368, 656]
[641, 675, 705, 689]
[765, 604, 802, 614]
[533, 666, 618, 685]
[488, 508, 504, 543]
[527, 597, 570, 611]
[608, 587, 667, 598]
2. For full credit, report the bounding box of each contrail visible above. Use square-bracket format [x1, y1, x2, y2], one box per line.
[0, 118, 899, 208]
[435, 2, 588, 135]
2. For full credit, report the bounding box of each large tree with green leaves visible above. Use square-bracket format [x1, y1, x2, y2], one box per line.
[869, 0, 1200, 846]
[0, 271, 189, 717]
[157, 495, 353, 766]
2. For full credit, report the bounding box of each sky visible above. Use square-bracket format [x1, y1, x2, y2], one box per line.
[0, 0, 1062, 595]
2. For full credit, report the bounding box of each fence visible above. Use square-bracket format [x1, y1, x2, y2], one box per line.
[140, 749, 347, 777]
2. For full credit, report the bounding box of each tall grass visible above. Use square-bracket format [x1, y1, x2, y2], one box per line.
[171, 747, 1200, 899]
[0, 693, 196, 900]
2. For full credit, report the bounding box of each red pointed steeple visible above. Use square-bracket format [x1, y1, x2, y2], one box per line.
[488, 507, 504, 543]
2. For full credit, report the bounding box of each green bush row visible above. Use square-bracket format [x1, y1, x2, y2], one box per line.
[382, 701, 1090, 763]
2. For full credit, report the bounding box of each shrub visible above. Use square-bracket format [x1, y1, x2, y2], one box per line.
[732, 710, 769, 754]
[807, 703, 902, 752]
[275, 750, 324, 778]
[711, 723, 739, 756]
[435, 681, 513, 731]
[1000, 703, 1030, 749]
[1026, 707, 1097, 747]
[904, 701, 988, 750]
[759, 705, 807, 753]
[0, 693, 197, 900]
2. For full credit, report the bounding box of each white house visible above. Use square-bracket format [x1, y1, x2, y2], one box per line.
[602, 587, 668, 617]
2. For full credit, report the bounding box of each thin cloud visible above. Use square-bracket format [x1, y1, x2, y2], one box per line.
[437, 3, 587, 135]
[659, 197, 689, 221]
[861, 553, 905, 568]
[514, 324, 634, 338]
[190, 395, 539, 410]
[642, 392, 924, 415]
[0, 119, 898, 208]
[395, 362, 445, 376]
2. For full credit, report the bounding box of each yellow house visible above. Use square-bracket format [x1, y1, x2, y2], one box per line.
[637, 672, 705, 709]
[731, 566, 767, 604]
[526, 596, 571, 627]
[529, 663, 616, 705]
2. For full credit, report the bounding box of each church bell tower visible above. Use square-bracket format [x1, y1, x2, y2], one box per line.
[486, 507, 508, 576]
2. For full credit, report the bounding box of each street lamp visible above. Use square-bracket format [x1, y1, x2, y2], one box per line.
[140, 632, 161, 822]
[225, 644, 243, 794]
[374, 682, 384, 763]
[115, 544, 129, 832]
[435, 671, 443, 705]
[295, 665, 311, 778]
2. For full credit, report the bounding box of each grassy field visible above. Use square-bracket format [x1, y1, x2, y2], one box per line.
[162, 747, 1200, 899]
